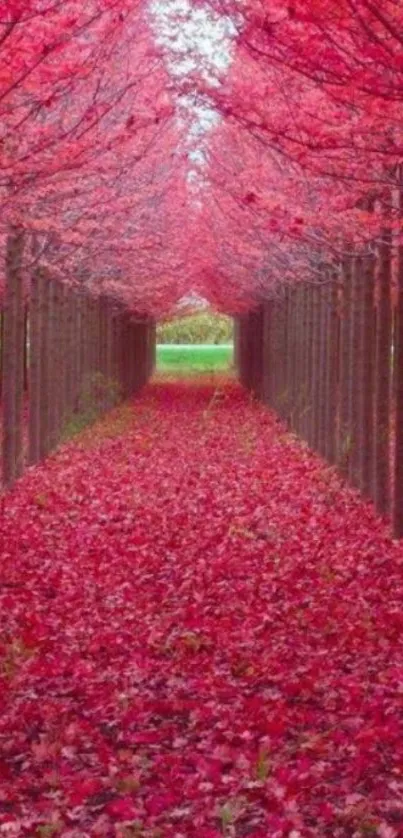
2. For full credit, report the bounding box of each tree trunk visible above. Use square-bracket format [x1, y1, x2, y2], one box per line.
[349, 257, 364, 488]
[374, 230, 392, 516]
[39, 273, 51, 460]
[2, 227, 25, 486]
[28, 270, 42, 465]
[325, 277, 339, 464]
[360, 254, 376, 499]
[393, 176, 403, 536]
[338, 258, 353, 474]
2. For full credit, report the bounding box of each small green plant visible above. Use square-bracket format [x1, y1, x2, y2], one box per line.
[359, 822, 379, 836]
[220, 802, 236, 832]
[115, 775, 141, 794]
[218, 798, 245, 834]
[36, 823, 60, 837]
[61, 373, 122, 440]
[254, 746, 271, 781]
[339, 430, 353, 471]
[1, 637, 35, 681]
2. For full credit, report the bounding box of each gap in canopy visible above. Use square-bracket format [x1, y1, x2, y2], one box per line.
[156, 297, 234, 376]
[148, 0, 236, 191]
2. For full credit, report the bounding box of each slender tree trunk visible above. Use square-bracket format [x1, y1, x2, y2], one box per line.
[78, 294, 88, 409]
[274, 299, 283, 414]
[393, 175, 403, 536]
[39, 274, 51, 460]
[311, 284, 321, 451]
[23, 304, 29, 393]
[106, 300, 113, 394]
[325, 277, 339, 464]
[293, 287, 300, 434]
[289, 289, 296, 428]
[2, 227, 25, 486]
[317, 282, 328, 457]
[277, 293, 287, 419]
[56, 283, 66, 439]
[338, 258, 353, 474]
[348, 257, 363, 488]
[282, 289, 290, 424]
[14, 244, 25, 478]
[47, 281, 58, 451]
[300, 285, 308, 436]
[0, 308, 3, 402]
[28, 270, 42, 464]
[360, 254, 376, 499]
[374, 229, 392, 516]
[252, 306, 264, 398]
[305, 284, 314, 446]
[150, 320, 157, 377]
[262, 300, 272, 404]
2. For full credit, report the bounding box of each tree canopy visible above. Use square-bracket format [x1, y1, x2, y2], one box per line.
[0, 0, 401, 315]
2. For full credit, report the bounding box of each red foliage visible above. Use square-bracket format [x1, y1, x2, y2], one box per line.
[0, 380, 403, 836]
[1, 0, 402, 313]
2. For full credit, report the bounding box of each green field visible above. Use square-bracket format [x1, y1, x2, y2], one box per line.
[156, 344, 233, 374]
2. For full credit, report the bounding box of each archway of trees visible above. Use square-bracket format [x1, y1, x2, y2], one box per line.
[2, 5, 403, 834]
[1, 0, 403, 535]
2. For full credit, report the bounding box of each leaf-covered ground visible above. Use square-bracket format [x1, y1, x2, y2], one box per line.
[0, 380, 402, 838]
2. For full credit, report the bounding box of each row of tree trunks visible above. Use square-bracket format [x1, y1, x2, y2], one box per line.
[1, 271, 156, 488]
[234, 235, 403, 536]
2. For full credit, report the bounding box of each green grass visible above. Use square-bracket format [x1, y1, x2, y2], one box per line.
[156, 344, 233, 375]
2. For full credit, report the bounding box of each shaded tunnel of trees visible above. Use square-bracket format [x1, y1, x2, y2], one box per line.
[2, 224, 403, 538]
[1, 2, 403, 541]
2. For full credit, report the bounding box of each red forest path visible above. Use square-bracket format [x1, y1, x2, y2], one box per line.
[1, 380, 403, 838]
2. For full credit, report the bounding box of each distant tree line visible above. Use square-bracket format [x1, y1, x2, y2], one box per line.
[157, 313, 233, 344]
